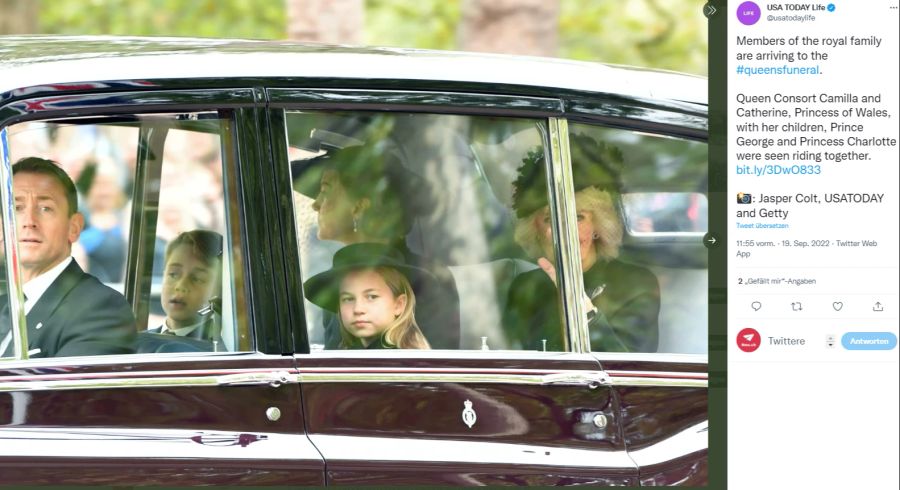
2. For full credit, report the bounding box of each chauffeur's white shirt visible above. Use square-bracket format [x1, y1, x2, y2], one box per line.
[0, 256, 73, 355]
[22, 256, 74, 315]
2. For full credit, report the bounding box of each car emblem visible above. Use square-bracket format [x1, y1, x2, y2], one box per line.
[461, 399, 477, 428]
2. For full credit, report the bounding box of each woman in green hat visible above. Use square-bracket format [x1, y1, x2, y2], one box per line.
[504, 135, 660, 353]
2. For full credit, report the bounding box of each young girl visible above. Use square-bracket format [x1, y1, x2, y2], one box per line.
[304, 243, 431, 350]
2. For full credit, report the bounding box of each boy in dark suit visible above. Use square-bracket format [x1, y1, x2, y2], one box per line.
[138, 230, 224, 353]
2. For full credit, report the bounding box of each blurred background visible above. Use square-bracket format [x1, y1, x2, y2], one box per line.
[0, 0, 707, 75]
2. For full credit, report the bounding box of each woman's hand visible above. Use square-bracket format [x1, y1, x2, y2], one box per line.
[537, 257, 557, 286]
[537, 257, 596, 313]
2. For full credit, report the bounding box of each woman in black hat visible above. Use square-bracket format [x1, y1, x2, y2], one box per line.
[304, 243, 431, 349]
[292, 145, 460, 349]
[295, 145, 412, 246]
[503, 135, 660, 353]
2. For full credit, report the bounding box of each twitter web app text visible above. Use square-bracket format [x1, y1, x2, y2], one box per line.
[728, 1, 898, 489]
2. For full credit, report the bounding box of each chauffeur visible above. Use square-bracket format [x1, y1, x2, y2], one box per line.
[0, 157, 135, 358]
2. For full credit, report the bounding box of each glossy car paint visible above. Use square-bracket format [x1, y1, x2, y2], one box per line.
[596, 355, 708, 485]
[1, 37, 708, 485]
[294, 353, 632, 485]
[0, 356, 323, 485]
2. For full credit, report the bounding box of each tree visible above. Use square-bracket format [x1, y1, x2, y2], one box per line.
[365, 0, 459, 51]
[559, 0, 707, 75]
[458, 0, 559, 57]
[286, 0, 364, 43]
[0, 0, 38, 34]
[27, 0, 706, 75]
[38, 0, 286, 39]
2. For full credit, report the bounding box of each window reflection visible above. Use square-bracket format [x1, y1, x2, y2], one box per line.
[287, 112, 558, 351]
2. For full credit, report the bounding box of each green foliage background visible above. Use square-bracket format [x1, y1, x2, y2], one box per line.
[37, 0, 706, 75]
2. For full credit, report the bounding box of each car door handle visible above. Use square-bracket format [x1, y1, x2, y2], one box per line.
[540, 371, 610, 388]
[216, 371, 296, 387]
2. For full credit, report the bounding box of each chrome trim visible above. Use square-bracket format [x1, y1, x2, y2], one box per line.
[0, 369, 297, 392]
[297, 367, 594, 375]
[0, 427, 322, 461]
[548, 117, 590, 353]
[593, 352, 708, 364]
[610, 375, 709, 388]
[606, 369, 707, 379]
[3, 347, 707, 366]
[297, 369, 611, 387]
[541, 370, 611, 387]
[301, 349, 601, 361]
[296, 369, 703, 388]
[215, 370, 293, 387]
[300, 349, 708, 366]
[309, 433, 637, 469]
[1, 366, 286, 382]
[0, 349, 263, 367]
[270, 88, 561, 113]
[0, 126, 27, 360]
[628, 420, 708, 467]
[0, 365, 707, 391]
[1, 347, 602, 366]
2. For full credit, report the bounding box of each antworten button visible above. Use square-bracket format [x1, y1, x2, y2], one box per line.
[841, 332, 897, 350]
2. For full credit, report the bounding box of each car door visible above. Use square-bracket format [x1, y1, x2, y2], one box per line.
[562, 100, 710, 485]
[0, 87, 323, 485]
[268, 88, 639, 485]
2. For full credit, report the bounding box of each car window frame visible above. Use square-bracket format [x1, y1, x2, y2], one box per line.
[264, 87, 607, 355]
[267, 86, 710, 358]
[561, 98, 709, 358]
[0, 86, 281, 362]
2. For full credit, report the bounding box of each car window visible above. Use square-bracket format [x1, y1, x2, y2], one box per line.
[0, 149, 16, 358]
[1, 112, 251, 358]
[568, 122, 708, 354]
[285, 111, 567, 351]
[623, 192, 708, 234]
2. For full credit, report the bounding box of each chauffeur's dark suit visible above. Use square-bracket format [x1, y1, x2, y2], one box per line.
[5, 261, 136, 358]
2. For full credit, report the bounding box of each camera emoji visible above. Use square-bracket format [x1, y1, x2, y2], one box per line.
[737, 192, 752, 204]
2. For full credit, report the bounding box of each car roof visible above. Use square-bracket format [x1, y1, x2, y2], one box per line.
[0, 36, 706, 106]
